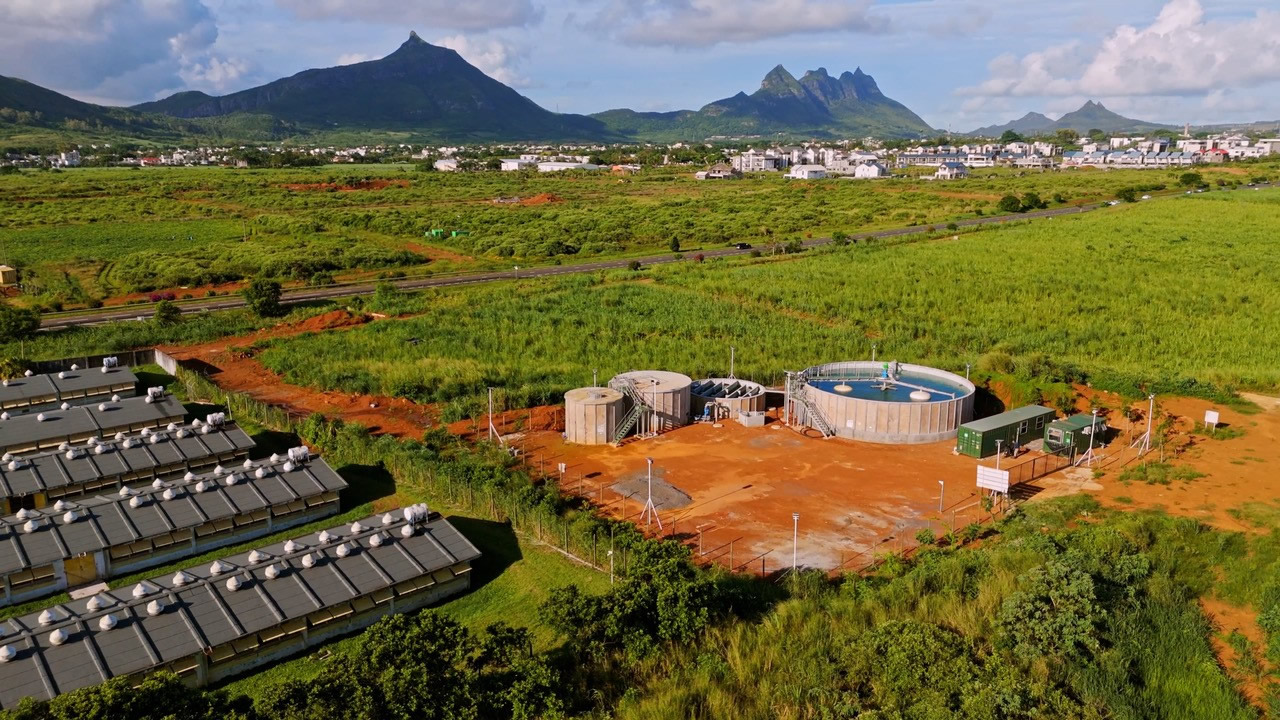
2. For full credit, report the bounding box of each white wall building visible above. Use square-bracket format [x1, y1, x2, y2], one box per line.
[787, 164, 827, 180]
[853, 162, 889, 179]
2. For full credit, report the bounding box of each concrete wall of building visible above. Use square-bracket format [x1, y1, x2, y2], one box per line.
[564, 388, 625, 445]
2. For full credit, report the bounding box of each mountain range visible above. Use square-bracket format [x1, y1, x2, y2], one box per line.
[969, 101, 1176, 136]
[590, 65, 933, 140]
[0, 33, 935, 146]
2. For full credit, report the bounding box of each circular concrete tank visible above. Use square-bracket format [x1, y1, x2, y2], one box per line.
[797, 361, 975, 444]
[610, 370, 692, 433]
[691, 378, 766, 420]
[563, 387, 625, 445]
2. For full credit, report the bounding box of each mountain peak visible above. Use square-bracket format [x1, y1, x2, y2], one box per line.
[407, 30, 424, 44]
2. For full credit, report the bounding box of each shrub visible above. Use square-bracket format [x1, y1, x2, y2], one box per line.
[152, 300, 182, 325]
[627, 260, 642, 271]
[997, 195, 1023, 213]
[915, 528, 936, 546]
[242, 277, 284, 317]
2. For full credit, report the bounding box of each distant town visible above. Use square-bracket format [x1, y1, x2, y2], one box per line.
[5, 129, 1278, 182]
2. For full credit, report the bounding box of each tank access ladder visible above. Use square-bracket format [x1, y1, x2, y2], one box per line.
[609, 376, 653, 444]
[787, 372, 836, 438]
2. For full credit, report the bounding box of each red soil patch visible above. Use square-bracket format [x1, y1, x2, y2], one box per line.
[278, 179, 410, 192]
[519, 193, 564, 206]
[293, 309, 370, 333]
[1201, 595, 1270, 708]
[522, 415, 988, 573]
[401, 242, 476, 265]
[104, 281, 247, 308]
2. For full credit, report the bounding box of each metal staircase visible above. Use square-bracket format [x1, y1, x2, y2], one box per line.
[787, 372, 835, 438]
[609, 377, 652, 444]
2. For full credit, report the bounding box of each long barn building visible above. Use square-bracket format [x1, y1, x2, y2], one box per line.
[0, 417, 255, 514]
[0, 365, 138, 417]
[0, 506, 480, 706]
[0, 392, 186, 456]
[0, 450, 346, 606]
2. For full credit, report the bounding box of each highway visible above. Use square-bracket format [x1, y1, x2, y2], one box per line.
[33, 201, 1111, 330]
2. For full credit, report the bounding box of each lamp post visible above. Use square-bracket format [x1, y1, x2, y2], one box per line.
[871, 343, 878, 362]
[607, 550, 614, 585]
[995, 439, 1003, 469]
[938, 480, 945, 512]
[792, 512, 800, 572]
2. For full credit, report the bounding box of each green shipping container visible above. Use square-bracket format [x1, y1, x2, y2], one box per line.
[1045, 413, 1107, 454]
[956, 405, 1057, 458]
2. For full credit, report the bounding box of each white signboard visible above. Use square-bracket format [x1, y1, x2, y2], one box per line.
[1204, 410, 1220, 428]
[976, 465, 1011, 493]
[557, 462, 567, 474]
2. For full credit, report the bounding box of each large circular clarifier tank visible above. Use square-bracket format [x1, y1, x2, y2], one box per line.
[798, 361, 975, 444]
[610, 370, 693, 433]
[691, 378, 766, 419]
[563, 387, 625, 445]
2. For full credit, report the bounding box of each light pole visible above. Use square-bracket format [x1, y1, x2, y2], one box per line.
[995, 439, 1003, 469]
[871, 343, 878, 362]
[965, 363, 971, 380]
[607, 550, 614, 585]
[513, 265, 520, 279]
[729, 345, 736, 379]
[592, 368, 598, 387]
[791, 512, 800, 572]
[938, 480, 945, 512]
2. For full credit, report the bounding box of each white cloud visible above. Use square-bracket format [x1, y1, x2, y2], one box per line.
[967, 0, 1280, 98]
[586, 0, 891, 48]
[273, 0, 542, 30]
[435, 35, 531, 87]
[0, 0, 249, 103]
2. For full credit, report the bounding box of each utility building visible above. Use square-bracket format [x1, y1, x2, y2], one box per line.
[0, 449, 346, 607]
[0, 506, 479, 706]
[1045, 414, 1108, 454]
[956, 405, 1057, 458]
[0, 417, 254, 514]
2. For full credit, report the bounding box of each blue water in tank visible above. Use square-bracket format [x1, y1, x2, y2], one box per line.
[808, 373, 966, 402]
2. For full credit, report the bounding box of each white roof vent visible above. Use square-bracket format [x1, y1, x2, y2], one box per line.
[248, 550, 267, 564]
[350, 521, 365, 534]
[132, 582, 157, 598]
[370, 533, 385, 548]
[225, 576, 243, 592]
[254, 467, 267, 479]
[205, 412, 226, 428]
[335, 543, 351, 558]
[213, 465, 225, 476]
[141, 427, 152, 437]
[301, 553, 316, 569]
[15, 508, 32, 520]
[49, 628, 69, 646]
[36, 413, 47, 423]
[146, 599, 165, 616]
[100, 366, 110, 375]
[59, 402, 70, 411]
[114, 432, 125, 441]
[23, 370, 32, 377]
[38, 609, 61, 626]
[53, 500, 69, 512]
[129, 495, 144, 509]
[162, 489, 176, 501]
[0, 412, 6, 422]
[209, 560, 231, 576]
[22, 519, 40, 534]
[242, 459, 253, 469]
[118, 486, 134, 497]
[62, 510, 79, 524]
[225, 473, 240, 486]
[183, 472, 197, 481]
[400, 524, 415, 538]
[93, 444, 108, 455]
[175, 428, 188, 439]
[111, 394, 121, 402]
[287, 446, 310, 462]
[98, 403, 108, 412]
[194, 481, 208, 494]
[172, 571, 194, 587]
[264, 563, 281, 580]
[166, 423, 177, 432]
[8, 459, 26, 471]
[282, 461, 296, 472]
[0, 453, 10, 462]
[317, 531, 333, 544]
[270, 453, 280, 463]
[146, 387, 164, 400]
[381, 513, 395, 526]
[151, 479, 164, 490]
[85, 594, 112, 612]
[0, 645, 15, 662]
[192, 419, 203, 428]
[284, 540, 299, 553]
[98, 614, 118, 631]
[70, 364, 79, 371]
[57, 372, 66, 380]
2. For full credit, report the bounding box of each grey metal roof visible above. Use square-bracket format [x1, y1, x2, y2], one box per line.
[0, 507, 480, 707]
[0, 454, 348, 578]
[960, 405, 1056, 433]
[1, 367, 137, 409]
[0, 422, 255, 499]
[0, 396, 186, 454]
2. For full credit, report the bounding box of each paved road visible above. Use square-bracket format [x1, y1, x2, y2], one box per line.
[28, 200, 1116, 330]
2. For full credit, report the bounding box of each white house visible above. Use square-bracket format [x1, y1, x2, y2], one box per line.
[853, 162, 889, 179]
[500, 159, 535, 171]
[934, 162, 969, 180]
[730, 150, 780, 173]
[788, 164, 827, 180]
[433, 158, 459, 172]
[537, 161, 600, 172]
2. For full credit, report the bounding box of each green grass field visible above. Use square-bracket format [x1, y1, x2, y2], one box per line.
[254, 189, 1280, 417]
[2, 162, 1272, 309]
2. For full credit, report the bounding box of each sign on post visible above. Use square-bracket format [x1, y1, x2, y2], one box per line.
[976, 465, 1011, 493]
[1204, 410, 1220, 430]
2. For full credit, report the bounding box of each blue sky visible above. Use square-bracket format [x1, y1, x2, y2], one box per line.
[2, 0, 1278, 131]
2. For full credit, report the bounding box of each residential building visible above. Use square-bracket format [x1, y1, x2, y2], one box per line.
[934, 162, 969, 180]
[853, 162, 889, 179]
[787, 165, 827, 180]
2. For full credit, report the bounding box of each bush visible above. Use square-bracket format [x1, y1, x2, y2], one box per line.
[915, 528, 936, 545]
[242, 277, 284, 317]
[998, 560, 1101, 660]
[977, 350, 1016, 375]
[627, 260, 642, 271]
[997, 195, 1023, 214]
[669, 237, 681, 253]
[1116, 187, 1139, 203]
[152, 300, 182, 325]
